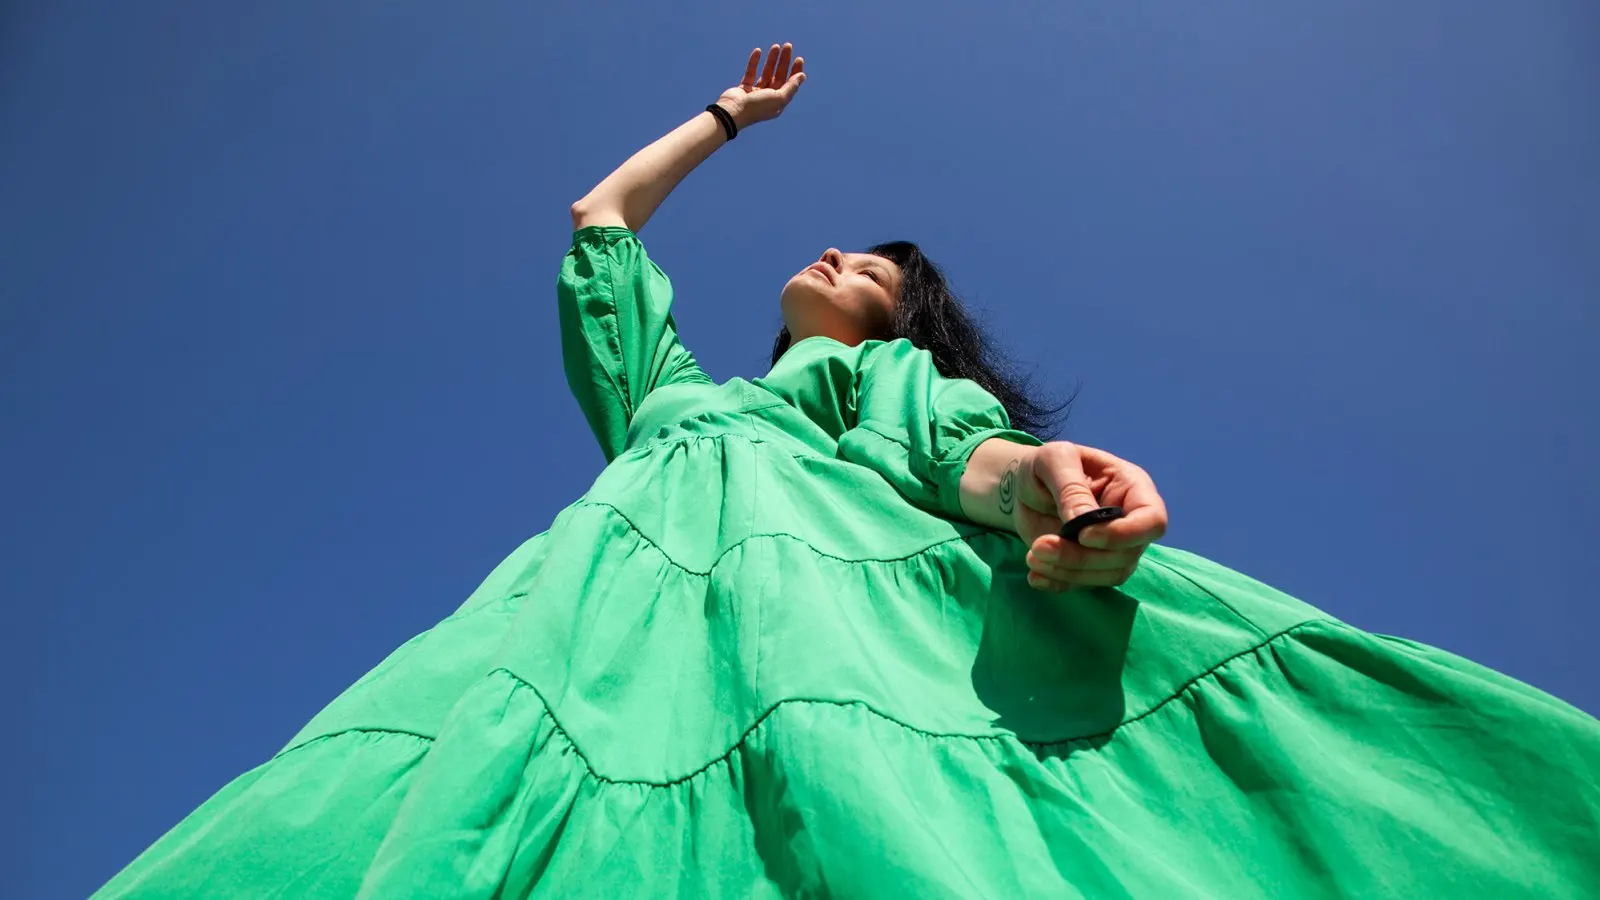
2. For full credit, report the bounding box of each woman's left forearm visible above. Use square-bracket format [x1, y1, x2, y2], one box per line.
[958, 438, 1037, 534]
[570, 105, 747, 233]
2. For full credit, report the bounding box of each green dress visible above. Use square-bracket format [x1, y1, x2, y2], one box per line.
[98, 226, 1599, 898]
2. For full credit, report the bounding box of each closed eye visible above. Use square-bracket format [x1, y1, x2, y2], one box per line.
[864, 269, 879, 283]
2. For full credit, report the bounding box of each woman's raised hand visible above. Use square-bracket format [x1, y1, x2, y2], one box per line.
[1014, 442, 1170, 593]
[718, 43, 806, 129]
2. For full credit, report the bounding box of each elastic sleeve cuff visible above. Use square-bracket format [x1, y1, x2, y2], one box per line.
[571, 224, 639, 246]
[934, 428, 1044, 520]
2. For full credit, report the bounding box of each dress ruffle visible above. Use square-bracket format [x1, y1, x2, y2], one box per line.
[99, 483, 1600, 897]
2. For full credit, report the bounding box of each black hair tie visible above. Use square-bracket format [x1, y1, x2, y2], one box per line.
[1059, 506, 1125, 543]
[705, 103, 738, 141]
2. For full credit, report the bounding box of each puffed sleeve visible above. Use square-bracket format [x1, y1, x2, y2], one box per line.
[556, 226, 712, 461]
[838, 338, 1043, 520]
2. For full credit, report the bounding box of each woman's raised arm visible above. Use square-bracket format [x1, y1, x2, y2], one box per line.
[570, 43, 807, 233]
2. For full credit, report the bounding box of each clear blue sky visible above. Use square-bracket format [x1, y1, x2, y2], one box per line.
[4, 2, 1596, 895]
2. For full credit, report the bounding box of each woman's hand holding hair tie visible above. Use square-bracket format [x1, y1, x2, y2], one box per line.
[1014, 441, 1169, 593]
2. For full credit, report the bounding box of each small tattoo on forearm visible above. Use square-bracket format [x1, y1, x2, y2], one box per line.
[998, 458, 1019, 515]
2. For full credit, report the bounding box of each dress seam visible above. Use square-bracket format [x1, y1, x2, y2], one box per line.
[600, 241, 631, 416]
[272, 727, 434, 759]
[490, 668, 1025, 788]
[271, 622, 1329, 780]
[1024, 618, 1324, 748]
[851, 421, 911, 450]
[575, 497, 996, 574]
[619, 428, 768, 460]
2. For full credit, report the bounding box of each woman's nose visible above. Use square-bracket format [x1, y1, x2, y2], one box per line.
[820, 248, 842, 268]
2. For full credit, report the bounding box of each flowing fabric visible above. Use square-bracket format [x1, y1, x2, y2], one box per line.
[97, 226, 1600, 898]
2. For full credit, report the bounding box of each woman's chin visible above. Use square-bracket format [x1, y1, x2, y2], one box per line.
[779, 282, 830, 320]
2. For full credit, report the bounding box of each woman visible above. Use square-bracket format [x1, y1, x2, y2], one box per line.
[99, 43, 1597, 898]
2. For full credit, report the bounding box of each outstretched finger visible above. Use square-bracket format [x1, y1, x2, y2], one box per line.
[759, 43, 781, 87]
[774, 43, 793, 82]
[779, 68, 806, 101]
[741, 48, 761, 87]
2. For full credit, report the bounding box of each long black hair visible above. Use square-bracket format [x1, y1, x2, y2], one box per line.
[770, 240, 1073, 438]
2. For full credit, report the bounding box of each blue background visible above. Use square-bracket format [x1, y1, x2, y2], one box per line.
[3, 2, 1595, 895]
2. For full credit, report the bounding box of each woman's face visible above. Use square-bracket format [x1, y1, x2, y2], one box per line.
[780, 247, 903, 346]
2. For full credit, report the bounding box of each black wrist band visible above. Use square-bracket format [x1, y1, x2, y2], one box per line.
[706, 103, 738, 141]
